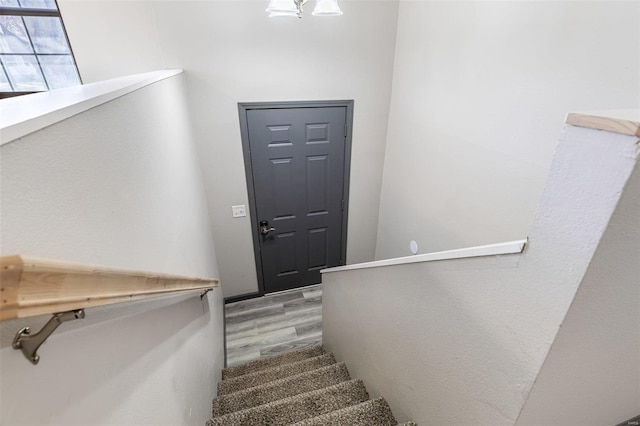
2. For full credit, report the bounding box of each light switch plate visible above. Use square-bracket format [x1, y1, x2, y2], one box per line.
[232, 205, 246, 218]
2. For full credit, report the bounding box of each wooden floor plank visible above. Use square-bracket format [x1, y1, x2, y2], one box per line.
[225, 291, 303, 316]
[226, 326, 298, 351]
[225, 285, 323, 366]
[225, 305, 286, 325]
[258, 312, 322, 334]
[259, 335, 323, 358]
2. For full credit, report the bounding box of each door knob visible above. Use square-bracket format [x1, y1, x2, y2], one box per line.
[259, 220, 276, 236]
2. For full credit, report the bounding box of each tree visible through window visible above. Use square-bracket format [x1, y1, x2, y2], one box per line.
[0, 0, 81, 96]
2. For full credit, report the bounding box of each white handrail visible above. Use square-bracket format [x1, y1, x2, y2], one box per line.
[321, 238, 527, 274]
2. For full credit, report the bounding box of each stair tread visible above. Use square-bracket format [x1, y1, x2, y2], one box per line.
[218, 353, 336, 395]
[207, 379, 369, 426]
[213, 362, 351, 417]
[290, 397, 398, 426]
[222, 345, 325, 379]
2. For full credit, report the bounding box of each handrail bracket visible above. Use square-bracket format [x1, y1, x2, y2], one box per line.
[200, 288, 212, 300]
[12, 309, 85, 365]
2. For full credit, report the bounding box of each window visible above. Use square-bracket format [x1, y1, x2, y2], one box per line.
[0, 0, 81, 97]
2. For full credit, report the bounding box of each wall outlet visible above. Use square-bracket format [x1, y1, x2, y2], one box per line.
[232, 205, 246, 218]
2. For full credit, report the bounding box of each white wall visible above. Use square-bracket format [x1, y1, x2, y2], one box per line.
[322, 123, 639, 424]
[376, 0, 640, 259]
[55, 1, 639, 297]
[57, 0, 399, 298]
[516, 164, 640, 426]
[0, 74, 224, 425]
[152, 0, 399, 297]
[58, 0, 165, 84]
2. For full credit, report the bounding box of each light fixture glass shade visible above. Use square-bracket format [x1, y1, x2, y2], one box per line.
[269, 11, 299, 17]
[266, 0, 298, 14]
[312, 0, 342, 16]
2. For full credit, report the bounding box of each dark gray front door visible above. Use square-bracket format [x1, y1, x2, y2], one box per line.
[241, 104, 350, 294]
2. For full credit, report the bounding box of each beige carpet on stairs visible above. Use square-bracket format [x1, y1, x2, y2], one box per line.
[207, 345, 417, 426]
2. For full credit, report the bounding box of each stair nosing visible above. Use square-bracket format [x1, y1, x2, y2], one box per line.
[289, 397, 397, 426]
[213, 362, 351, 417]
[218, 352, 337, 395]
[222, 344, 325, 379]
[209, 379, 368, 426]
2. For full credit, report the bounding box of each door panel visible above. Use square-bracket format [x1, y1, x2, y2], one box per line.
[246, 106, 347, 293]
[308, 227, 328, 270]
[307, 155, 329, 214]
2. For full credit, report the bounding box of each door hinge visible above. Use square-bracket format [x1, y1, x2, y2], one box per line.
[344, 124, 348, 137]
[341, 199, 345, 211]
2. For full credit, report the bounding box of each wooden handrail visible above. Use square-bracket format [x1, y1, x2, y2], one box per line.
[0, 255, 218, 321]
[565, 110, 640, 137]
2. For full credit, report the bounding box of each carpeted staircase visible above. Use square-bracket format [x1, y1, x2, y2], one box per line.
[208, 345, 416, 425]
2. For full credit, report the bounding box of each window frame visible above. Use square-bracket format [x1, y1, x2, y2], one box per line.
[0, 1, 82, 98]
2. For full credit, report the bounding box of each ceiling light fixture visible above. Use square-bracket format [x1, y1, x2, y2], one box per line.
[266, 0, 343, 18]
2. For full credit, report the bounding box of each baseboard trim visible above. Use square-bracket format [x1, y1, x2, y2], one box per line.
[223, 306, 227, 369]
[224, 291, 263, 304]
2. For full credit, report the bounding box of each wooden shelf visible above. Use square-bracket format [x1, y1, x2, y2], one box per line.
[0, 255, 218, 321]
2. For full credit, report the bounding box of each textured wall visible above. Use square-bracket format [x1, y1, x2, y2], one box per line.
[376, 0, 640, 259]
[516, 162, 640, 425]
[322, 124, 639, 425]
[0, 74, 224, 425]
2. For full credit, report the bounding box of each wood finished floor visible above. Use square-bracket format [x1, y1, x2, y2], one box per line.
[225, 284, 323, 367]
